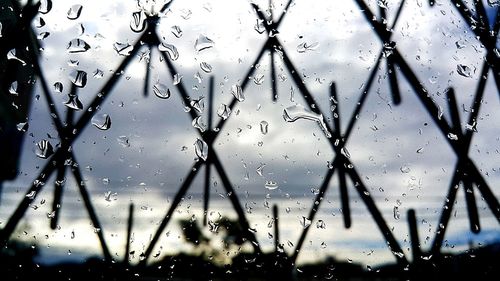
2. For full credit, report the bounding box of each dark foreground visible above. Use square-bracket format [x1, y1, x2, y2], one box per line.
[1, 242, 499, 281]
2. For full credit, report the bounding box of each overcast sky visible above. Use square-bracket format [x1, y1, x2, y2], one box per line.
[1, 0, 500, 267]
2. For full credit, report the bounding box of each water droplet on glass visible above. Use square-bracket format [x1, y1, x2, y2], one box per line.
[217, 104, 231, 120]
[264, 180, 278, 190]
[35, 139, 54, 159]
[39, 0, 52, 14]
[67, 38, 90, 53]
[254, 19, 266, 34]
[171, 25, 183, 38]
[377, 0, 388, 9]
[400, 165, 410, 173]
[231, 84, 244, 102]
[93, 69, 104, 79]
[456, 64, 472, 78]
[194, 34, 214, 52]
[190, 97, 204, 113]
[253, 74, 264, 85]
[447, 133, 458, 140]
[7, 49, 26, 65]
[92, 114, 111, 130]
[393, 206, 400, 220]
[114, 42, 133, 56]
[296, 42, 319, 53]
[69, 70, 87, 87]
[192, 116, 206, 132]
[67, 4, 83, 20]
[117, 136, 130, 147]
[64, 94, 83, 110]
[37, 31, 50, 40]
[316, 220, 326, 229]
[200, 62, 212, 73]
[256, 163, 266, 177]
[194, 138, 208, 161]
[194, 72, 203, 83]
[283, 104, 331, 138]
[76, 23, 85, 36]
[300, 216, 312, 229]
[173, 73, 182, 85]
[159, 43, 179, 61]
[260, 121, 269, 135]
[53, 82, 63, 93]
[17, 122, 29, 132]
[67, 59, 79, 67]
[130, 11, 146, 32]
[153, 83, 171, 99]
[34, 16, 45, 28]
[488, 0, 500, 7]
[9, 81, 18, 95]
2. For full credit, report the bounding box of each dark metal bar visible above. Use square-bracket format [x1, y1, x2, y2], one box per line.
[211, 152, 262, 254]
[143, 46, 152, 97]
[270, 47, 278, 102]
[407, 209, 421, 262]
[203, 77, 215, 226]
[70, 154, 112, 261]
[467, 161, 500, 222]
[273, 204, 279, 253]
[387, 56, 401, 105]
[140, 160, 204, 265]
[124, 203, 134, 264]
[445, 88, 461, 134]
[463, 177, 480, 233]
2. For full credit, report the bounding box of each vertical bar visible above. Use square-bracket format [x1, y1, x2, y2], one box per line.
[463, 178, 480, 233]
[273, 204, 279, 253]
[407, 209, 421, 262]
[445, 88, 461, 134]
[203, 77, 215, 226]
[143, 46, 152, 97]
[270, 48, 278, 101]
[70, 155, 112, 262]
[387, 56, 401, 105]
[124, 203, 134, 264]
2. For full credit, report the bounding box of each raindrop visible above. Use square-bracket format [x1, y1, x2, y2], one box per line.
[200, 62, 212, 73]
[67, 38, 90, 53]
[377, 0, 388, 9]
[7, 49, 26, 65]
[194, 34, 214, 52]
[69, 70, 87, 87]
[296, 42, 319, 53]
[194, 138, 208, 161]
[316, 220, 326, 229]
[130, 11, 146, 32]
[67, 4, 83, 20]
[171, 25, 183, 38]
[0, 22, 2, 37]
[159, 43, 179, 61]
[190, 97, 204, 113]
[192, 116, 206, 132]
[39, 0, 52, 14]
[35, 139, 54, 159]
[253, 74, 264, 85]
[455, 40, 466, 49]
[114, 42, 133, 56]
[16, 121, 29, 132]
[488, 0, 500, 7]
[256, 163, 266, 177]
[260, 121, 269, 135]
[173, 73, 182, 85]
[34, 17, 45, 28]
[37, 31, 50, 40]
[67, 59, 79, 67]
[64, 95, 83, 111]
[91, 114, 112, 130]
[93, 69, 104, 79]
[447, 133, 458, 140]
[76, 24, 85, 36]
[231, 84, 244, 102]
[300, 216, 312, 229]
[264, 180, 278, 190]
[53, 82, 63, 93]
[153, 83, 171, 99]
[9, 81, 18, 95]
[194, 72, 202, 83]
[283, 104, 331, 138]
[456, 64, 472, 78]
[400, 165, 411, 173]
[217, 104, 231, 120]
[254, 19, 266, 34]
[117, 136, 130, 147]
[393, 206, 400, 220]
